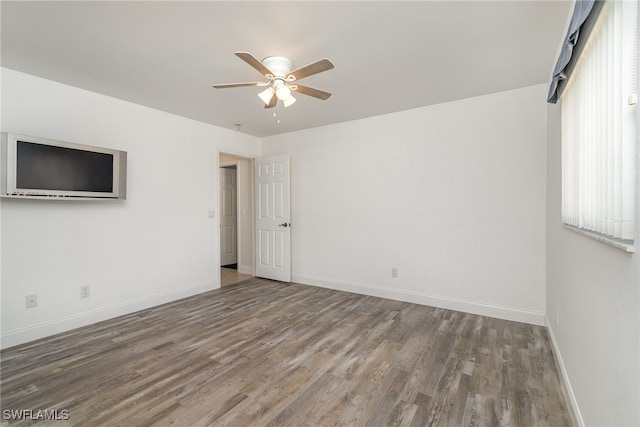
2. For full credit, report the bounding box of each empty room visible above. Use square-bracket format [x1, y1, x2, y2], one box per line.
[1, 1, 638, 426]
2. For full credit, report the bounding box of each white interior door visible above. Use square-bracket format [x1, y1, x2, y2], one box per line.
[255, 155, 291, 282]
[220, 167, 237, 266]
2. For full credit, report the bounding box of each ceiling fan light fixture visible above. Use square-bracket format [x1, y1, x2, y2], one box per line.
[275, 83, 291, 100]
[283, 94, 297, 108]
[258, 87, 275, 105]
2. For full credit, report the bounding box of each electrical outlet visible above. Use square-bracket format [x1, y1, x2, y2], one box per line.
[26, 294, 38, 309]
[80, 286, 90, 298]
[555, 308, 560, 326]
[391, 268, 398, 278]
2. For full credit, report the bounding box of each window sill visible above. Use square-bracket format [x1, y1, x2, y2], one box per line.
[563, 224, 635, 253]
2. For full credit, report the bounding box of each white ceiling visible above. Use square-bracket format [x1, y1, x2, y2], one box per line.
[1, 1, 571, 137]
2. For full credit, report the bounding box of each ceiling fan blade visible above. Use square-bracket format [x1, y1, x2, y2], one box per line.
[235, 51, 273, 77]
[291, 84, 332, 100]
[212, 82, 263, 89]
[264, 94, 278, 109]
[287, 59, 334, 81]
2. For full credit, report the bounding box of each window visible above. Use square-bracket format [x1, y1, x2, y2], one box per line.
[560, 0, 638, 244]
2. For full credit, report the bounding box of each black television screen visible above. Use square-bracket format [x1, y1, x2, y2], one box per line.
[16, 140, 114, 193]
[1, 132, 127, 199]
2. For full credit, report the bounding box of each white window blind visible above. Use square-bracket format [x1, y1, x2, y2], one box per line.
[561, 0, 638, 242]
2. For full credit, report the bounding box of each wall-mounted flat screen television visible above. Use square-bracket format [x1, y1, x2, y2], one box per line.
[1, 133, 127, 200]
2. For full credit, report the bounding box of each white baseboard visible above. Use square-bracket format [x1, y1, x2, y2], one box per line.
[0, 281, 217, 350]
[545, 316, 585, 427]
[292, 274, 545, 326]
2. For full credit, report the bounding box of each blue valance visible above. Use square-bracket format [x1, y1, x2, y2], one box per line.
[547, 0, 598, 103]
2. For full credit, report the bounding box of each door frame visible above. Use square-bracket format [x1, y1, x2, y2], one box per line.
[218, 150, 256, 279]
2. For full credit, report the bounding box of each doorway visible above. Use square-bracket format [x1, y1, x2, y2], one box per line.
[219, 153, 254, 286]
[220, 166, 237, 268]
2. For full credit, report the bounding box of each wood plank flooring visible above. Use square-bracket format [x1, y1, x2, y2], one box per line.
[0, 278, 572, 426]
[220, 268, 253, 287]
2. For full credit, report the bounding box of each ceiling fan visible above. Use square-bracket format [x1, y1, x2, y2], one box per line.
[213, 52, 334, 108]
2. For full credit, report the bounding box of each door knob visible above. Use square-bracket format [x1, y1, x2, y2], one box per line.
[278, 223, 290, 228]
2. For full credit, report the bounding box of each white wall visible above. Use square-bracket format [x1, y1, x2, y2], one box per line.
[545, 103, 640, 426]
[0, 68, 260, 348]
[262, 84, 548, 324]
[3, 60, 637, 425]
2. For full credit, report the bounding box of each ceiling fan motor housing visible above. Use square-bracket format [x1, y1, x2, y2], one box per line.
[262, 56, 293, 78]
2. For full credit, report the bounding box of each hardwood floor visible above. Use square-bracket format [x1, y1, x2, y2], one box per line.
[0, 278, 571, 426]
[220, 267, 253, 287]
